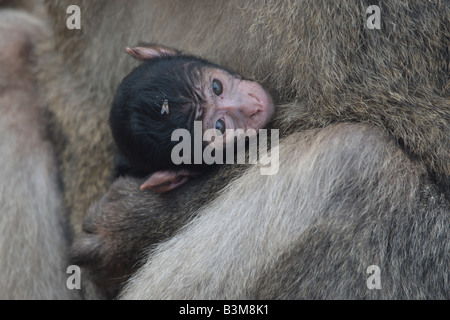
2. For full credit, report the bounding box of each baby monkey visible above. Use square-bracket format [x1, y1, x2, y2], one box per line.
[110, 44, 274, 193]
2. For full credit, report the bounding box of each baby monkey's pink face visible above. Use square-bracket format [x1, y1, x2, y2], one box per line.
[126, 44, 275, 193]
[199, 68, 275, 146]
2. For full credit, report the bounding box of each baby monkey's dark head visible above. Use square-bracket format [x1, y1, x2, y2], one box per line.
[110, 44, 274, 191]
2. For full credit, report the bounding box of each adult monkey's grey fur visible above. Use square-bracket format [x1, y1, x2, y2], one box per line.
[0, 0, 447, 299]
[0, 9, 77, 299]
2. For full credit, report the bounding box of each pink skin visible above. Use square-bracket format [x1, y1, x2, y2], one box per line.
[200, 68, 274, 146]
[127, 45, 275, 194]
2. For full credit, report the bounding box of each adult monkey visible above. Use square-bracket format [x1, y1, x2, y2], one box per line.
[10, 0, 448, 299]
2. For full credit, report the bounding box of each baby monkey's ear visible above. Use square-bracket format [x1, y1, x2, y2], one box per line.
[140, 169, 201, 194]
[126, 44, 183, 61]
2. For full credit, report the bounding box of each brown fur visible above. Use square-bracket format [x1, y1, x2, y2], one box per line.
[0, 9, 77, 299]
[73, 122, 450, 299]
[70, 165, 245, 298]
[0, 0, 446, 299]
[0, 0, 45, 16]
[120, 123, 449, 299]
[39, 1, 448, 213]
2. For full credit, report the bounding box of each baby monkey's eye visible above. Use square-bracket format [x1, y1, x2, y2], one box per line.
[215, 118, 226, 135]
[212, 79, 223, 96]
